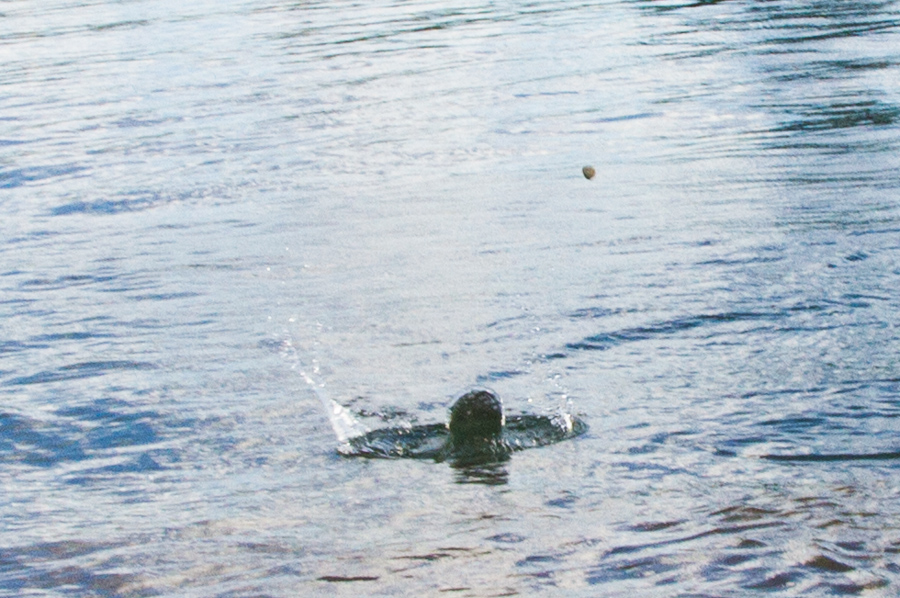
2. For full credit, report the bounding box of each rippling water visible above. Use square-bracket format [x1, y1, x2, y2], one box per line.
[3, 0, 900, 595]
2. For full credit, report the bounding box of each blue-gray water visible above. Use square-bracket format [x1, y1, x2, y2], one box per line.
[3, 0, 900, 595]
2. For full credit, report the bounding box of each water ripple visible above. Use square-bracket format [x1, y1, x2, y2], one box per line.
[4, 361, 156, 386]
[565, 307, 812, 351]
[2, 0, 900, 595]
[0, 164, 86, 189]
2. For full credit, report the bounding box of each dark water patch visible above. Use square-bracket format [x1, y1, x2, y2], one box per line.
[849, 226, 900, 238]
[395, 552, 456, 562]
[355, 405, 416, 423]
[84, 419, 158, 451]
[739, 386, 826, 401]
[488, 533, 526, 544]
[744, 571, 802, 590]
[714, 552, 758, 567]
[516, 554, 563, 583]
[824, 579, 890, 594]
[50, 185, 241, 217]
[109, 318, 165, 330]
[587, 555, 680, 585]
[757, 415, 826, 430]
[318, 575, 379, 582]
[769, 20, 898, 45]
[631, 520, 686, 533]
[128, 291, 201, 302]
[616, 459, 692, 479]
[18, 273, 119, 292]
[737, 539, 767, 549]
[769, 19, 897, 46]
[30, 331, 114, 343]
[0, 398, 169, 470]
[627, 434, 671, 455]
[546, 491, 577, 508]
[774, 99, 900, 132]
[64, 452, 167, 486]
[806, 554, 855, 573]
[1, 231, 61, 251]
[770, 59, 895, 83]
[4, 540, 112, 562]
[475, 370, 524, 383]
[696, 255, 783, 267]
[837, 541, 868, 553]
[112, 115, 171, 128]
[712, 506, 780, 523]
[106, 452, 165, 473]
[0, 339, 48, 354]
[88, 20, 151, 32]
[590, 111, 662, 123]
[604, 521, 782, 559]
[589, 494, 895, 591]
[517, 554, 560, 566]
[761, 451, 900, 463]
[842, 292, 888, 306]
[4, 361, 156, 386]
[566, 310, 781, 351]
[392, 339, 441, 347]
[51, 196, 162, 216]
[0, 164, 86, 189]
[631, 0, 732, 15]
[567, 306, 621, 320]
[777, 170, 898, 188]
[715, 434, 769, 453]
[258, 337, 289, 353]
[743, 2, 900, 37]
[390, 546, 481, 572]
[0, 412, 88, 466]
[271, 1, 588, 53]
[485, 313, 531, 328]
[0, 539, 147, 596]
[453, 460, 509, 485]
[8, 566, 136, 596]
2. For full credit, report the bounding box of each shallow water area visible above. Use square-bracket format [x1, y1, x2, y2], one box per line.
[3, 0, 900, 595]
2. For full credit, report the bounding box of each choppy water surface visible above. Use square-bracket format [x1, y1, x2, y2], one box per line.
[3, 0, 900, 595]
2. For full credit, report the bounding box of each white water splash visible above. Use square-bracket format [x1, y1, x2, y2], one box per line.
[279, 336, 368, 444]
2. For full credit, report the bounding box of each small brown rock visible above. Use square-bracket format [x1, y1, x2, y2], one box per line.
[582, 166, 596, 180]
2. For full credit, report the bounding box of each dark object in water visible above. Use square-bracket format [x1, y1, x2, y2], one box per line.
[340, 389, 587, 464]
[582, 165, 596, 180]
[448, 389, 504, 443]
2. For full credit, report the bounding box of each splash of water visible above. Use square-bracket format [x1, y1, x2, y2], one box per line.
[279, 336, 368, 444]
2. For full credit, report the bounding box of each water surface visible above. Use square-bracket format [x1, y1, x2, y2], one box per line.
[2, 0, 900, 595]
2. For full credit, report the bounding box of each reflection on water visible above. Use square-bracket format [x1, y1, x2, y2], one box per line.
[2, 0, 900, 595]
[452, 460, 510, 486]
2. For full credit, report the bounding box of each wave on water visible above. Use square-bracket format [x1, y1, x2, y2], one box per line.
[762, 451, 900, 462]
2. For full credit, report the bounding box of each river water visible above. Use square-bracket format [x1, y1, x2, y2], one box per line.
[3, 0, 900, 595]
